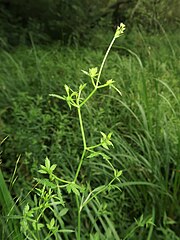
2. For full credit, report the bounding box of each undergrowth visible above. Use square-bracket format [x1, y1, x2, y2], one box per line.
[0, 27, 179, 239]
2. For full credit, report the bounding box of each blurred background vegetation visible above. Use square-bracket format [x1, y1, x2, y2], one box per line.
[0, 0, 180, 239]
[0, 0, 179, 47]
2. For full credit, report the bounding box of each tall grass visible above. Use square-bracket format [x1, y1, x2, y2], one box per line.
[0, 29, 179, 239]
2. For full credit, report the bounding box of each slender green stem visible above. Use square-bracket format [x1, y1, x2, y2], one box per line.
[81, 178, 116, 209]
[73, 35, 118, 240]
[74, 148, 86, 183]
[80, 87, 97, 107]
[77, 209, 81, 240]
[77, 87, 86, 149]
[75, 195, 81, 240]
[78, 106, 86, 149]
[96, 37, 116, 86]
[87, 143, 102, 150]
[75, 37, 117, 182]
[54, 175, 71, 184]
[36, 219, 41, 240]
[74, 105, 87, 182]
[80, 36, 116, 107]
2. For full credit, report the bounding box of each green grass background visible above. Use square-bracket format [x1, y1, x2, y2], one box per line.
[0, 29, 179, 239]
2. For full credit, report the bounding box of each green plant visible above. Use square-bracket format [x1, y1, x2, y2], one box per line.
[1, 25, 179, 240]
[19, 23, 126, 240]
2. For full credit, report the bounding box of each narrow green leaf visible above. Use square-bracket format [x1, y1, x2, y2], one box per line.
[47, 218, 55, 230]
[79, 83, 87, 91]
[87, 151, 101, 159]
[100, 152, 111, 160]
[59, 229, 74, 233]
[59, 208, 69, 217]
[66, 184, 72, 194]
[45, 157, 50, 169]
[64, 84, 70, 95]
[93, 185, 106, 193]
[49, 94, 65, 100]
[81, 69, 89, 76]
[38, 169, 47, 174]
[50, 164, 57, 172]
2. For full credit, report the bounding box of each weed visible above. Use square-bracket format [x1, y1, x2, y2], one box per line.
[0, 26, 179, 239]
[19, 23, 126, 240]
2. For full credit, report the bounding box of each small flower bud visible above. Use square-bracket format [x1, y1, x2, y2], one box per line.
[114, 23, 126, 39]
